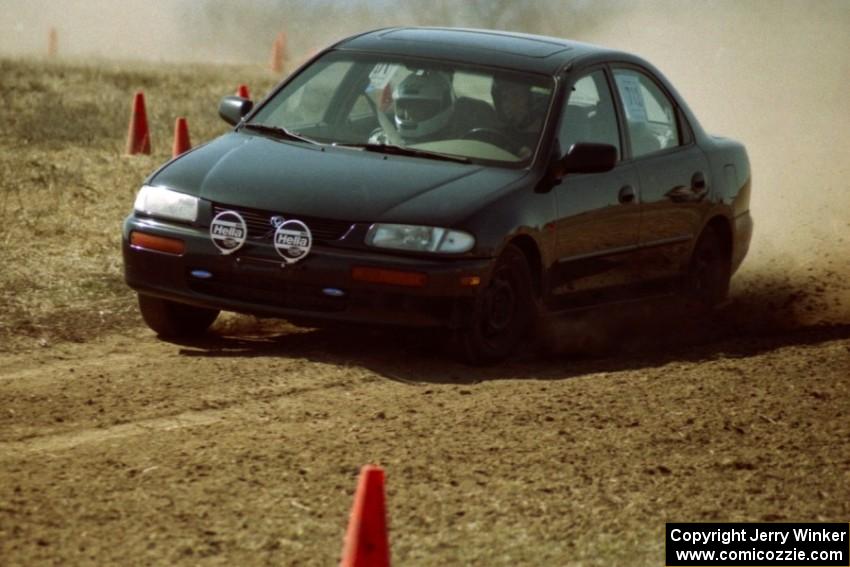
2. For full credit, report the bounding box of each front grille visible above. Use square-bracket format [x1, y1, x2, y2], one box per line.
[189, 275, 347, 313]
[212, 204, 353, 243]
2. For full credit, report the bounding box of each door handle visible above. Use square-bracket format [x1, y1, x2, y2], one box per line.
[666, 173, 708, 202]
[691, 171, 707, 195]
[618, 185, 636, 204]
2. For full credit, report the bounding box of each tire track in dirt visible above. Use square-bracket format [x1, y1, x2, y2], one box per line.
[0, 329, 379, 453]
[0, 361, 370, 459]
[0, 409, 225, 460]
[0, 352, 140, 383]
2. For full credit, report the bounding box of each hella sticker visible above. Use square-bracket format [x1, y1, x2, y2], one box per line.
[210, 210, 247, 255]
[273, 219, 312, 265]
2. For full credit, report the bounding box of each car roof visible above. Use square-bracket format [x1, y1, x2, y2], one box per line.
[334, 27, 630, 75]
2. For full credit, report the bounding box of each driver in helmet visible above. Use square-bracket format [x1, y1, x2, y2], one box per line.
[370, 70, 456, 145]
[491, 75, 544, 158]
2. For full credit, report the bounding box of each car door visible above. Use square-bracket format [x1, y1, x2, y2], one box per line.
[612, 67, 711, 283]
[550, 69, 643, 306]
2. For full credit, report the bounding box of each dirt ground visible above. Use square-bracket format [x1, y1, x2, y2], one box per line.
[1, 318, 848, 566]
[1, 12, 850, 563]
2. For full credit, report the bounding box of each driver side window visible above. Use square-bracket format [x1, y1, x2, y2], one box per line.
[557, 70, 621, 160]
[259, 60, 351, 129]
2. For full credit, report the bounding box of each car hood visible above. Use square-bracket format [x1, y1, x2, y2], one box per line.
[150, 132, 528, 225]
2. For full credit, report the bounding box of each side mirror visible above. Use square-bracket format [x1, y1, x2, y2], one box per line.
[219, 96, 254, 126]
[557, 142, 618, 176]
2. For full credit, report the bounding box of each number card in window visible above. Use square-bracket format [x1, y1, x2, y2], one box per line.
[616, 73, 648, 122]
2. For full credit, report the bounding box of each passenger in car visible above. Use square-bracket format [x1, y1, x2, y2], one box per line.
[491, 74, 546, 157]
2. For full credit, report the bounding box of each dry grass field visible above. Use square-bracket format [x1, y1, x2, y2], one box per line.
[0, 56, 849, 566]
[0, 58, 277, 349]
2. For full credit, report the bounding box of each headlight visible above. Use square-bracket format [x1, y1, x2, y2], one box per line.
[366, 224, 475, 253]
[133, 185, 199, 223]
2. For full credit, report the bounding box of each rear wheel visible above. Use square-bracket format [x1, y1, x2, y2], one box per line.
[456, 244, 535, 364]
[137, 294, 220, 338]
[686, 227, 731, 309]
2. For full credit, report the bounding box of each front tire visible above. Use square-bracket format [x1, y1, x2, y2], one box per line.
[456, 244, 535, 364]
[137, 294, 220, 338]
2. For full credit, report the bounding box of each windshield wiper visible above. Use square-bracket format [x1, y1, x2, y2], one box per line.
[241, 123, 321, 145]
[335, 142, 471, 164]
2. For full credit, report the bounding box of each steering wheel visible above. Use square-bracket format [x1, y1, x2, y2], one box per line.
[462, 128, 519, 154]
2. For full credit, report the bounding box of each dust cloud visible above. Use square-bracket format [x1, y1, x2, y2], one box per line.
[573, 1, 850, 247]
[0, 1, 190, 62]
[567, 0, 850, 329]
[0, 0, 394, 65]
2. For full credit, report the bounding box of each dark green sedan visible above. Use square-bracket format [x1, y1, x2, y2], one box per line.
[123, 27, 752, 363]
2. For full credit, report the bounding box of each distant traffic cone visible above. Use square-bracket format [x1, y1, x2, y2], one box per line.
[126, 91, 151, 155]
[47, 27, 58, 58]
[340, 465, 390, 567]
[236, 84, 251, 99]
[172, 117, 191, 157]
[270, 31, 286, 73]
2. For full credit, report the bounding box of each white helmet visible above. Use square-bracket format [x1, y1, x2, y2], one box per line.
[393, 71, 455, 140]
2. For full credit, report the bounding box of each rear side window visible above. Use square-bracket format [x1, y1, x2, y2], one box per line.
[557, 70, 621, 159]
[613, 69, 680, 158]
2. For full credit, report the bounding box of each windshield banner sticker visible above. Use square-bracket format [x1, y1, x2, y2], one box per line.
[274, 219, 313, 265]
[210, 210, 247, 255]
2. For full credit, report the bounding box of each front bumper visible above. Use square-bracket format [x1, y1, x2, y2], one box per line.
[122, 216, 493, 328]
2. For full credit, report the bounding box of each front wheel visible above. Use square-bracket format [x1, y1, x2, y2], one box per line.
[455, 244, 535, 364]
[137, 294, 220, 338]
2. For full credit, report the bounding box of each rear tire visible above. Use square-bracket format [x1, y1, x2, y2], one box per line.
[137, 294, 220, 338]
[686, 227, 731, 309]
[455, 244, 535, 364]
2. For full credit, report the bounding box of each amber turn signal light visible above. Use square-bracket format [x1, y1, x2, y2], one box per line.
[130, 231, 186, 255]
[351, 266, 428, 288]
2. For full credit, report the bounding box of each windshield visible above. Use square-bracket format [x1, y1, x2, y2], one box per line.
[249, 51, 555, 166]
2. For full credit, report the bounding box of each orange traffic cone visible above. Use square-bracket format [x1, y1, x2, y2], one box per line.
[236, 84, 251, 99]
[47, 27, 58, 58]
[126, 91, 151, 155]
[340, 465, 390, 567]
[172, 117, 191, 157]
[270, 31, 286, 73]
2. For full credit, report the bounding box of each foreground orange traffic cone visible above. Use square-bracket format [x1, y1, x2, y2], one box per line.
[270, 31, 286, 73]
[126, 91, 151, 155]
[340, 465, 390, 567]
[172, 117, 191, 157]
[47, 27, 58, 58]
[236, 84, 251, 99]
